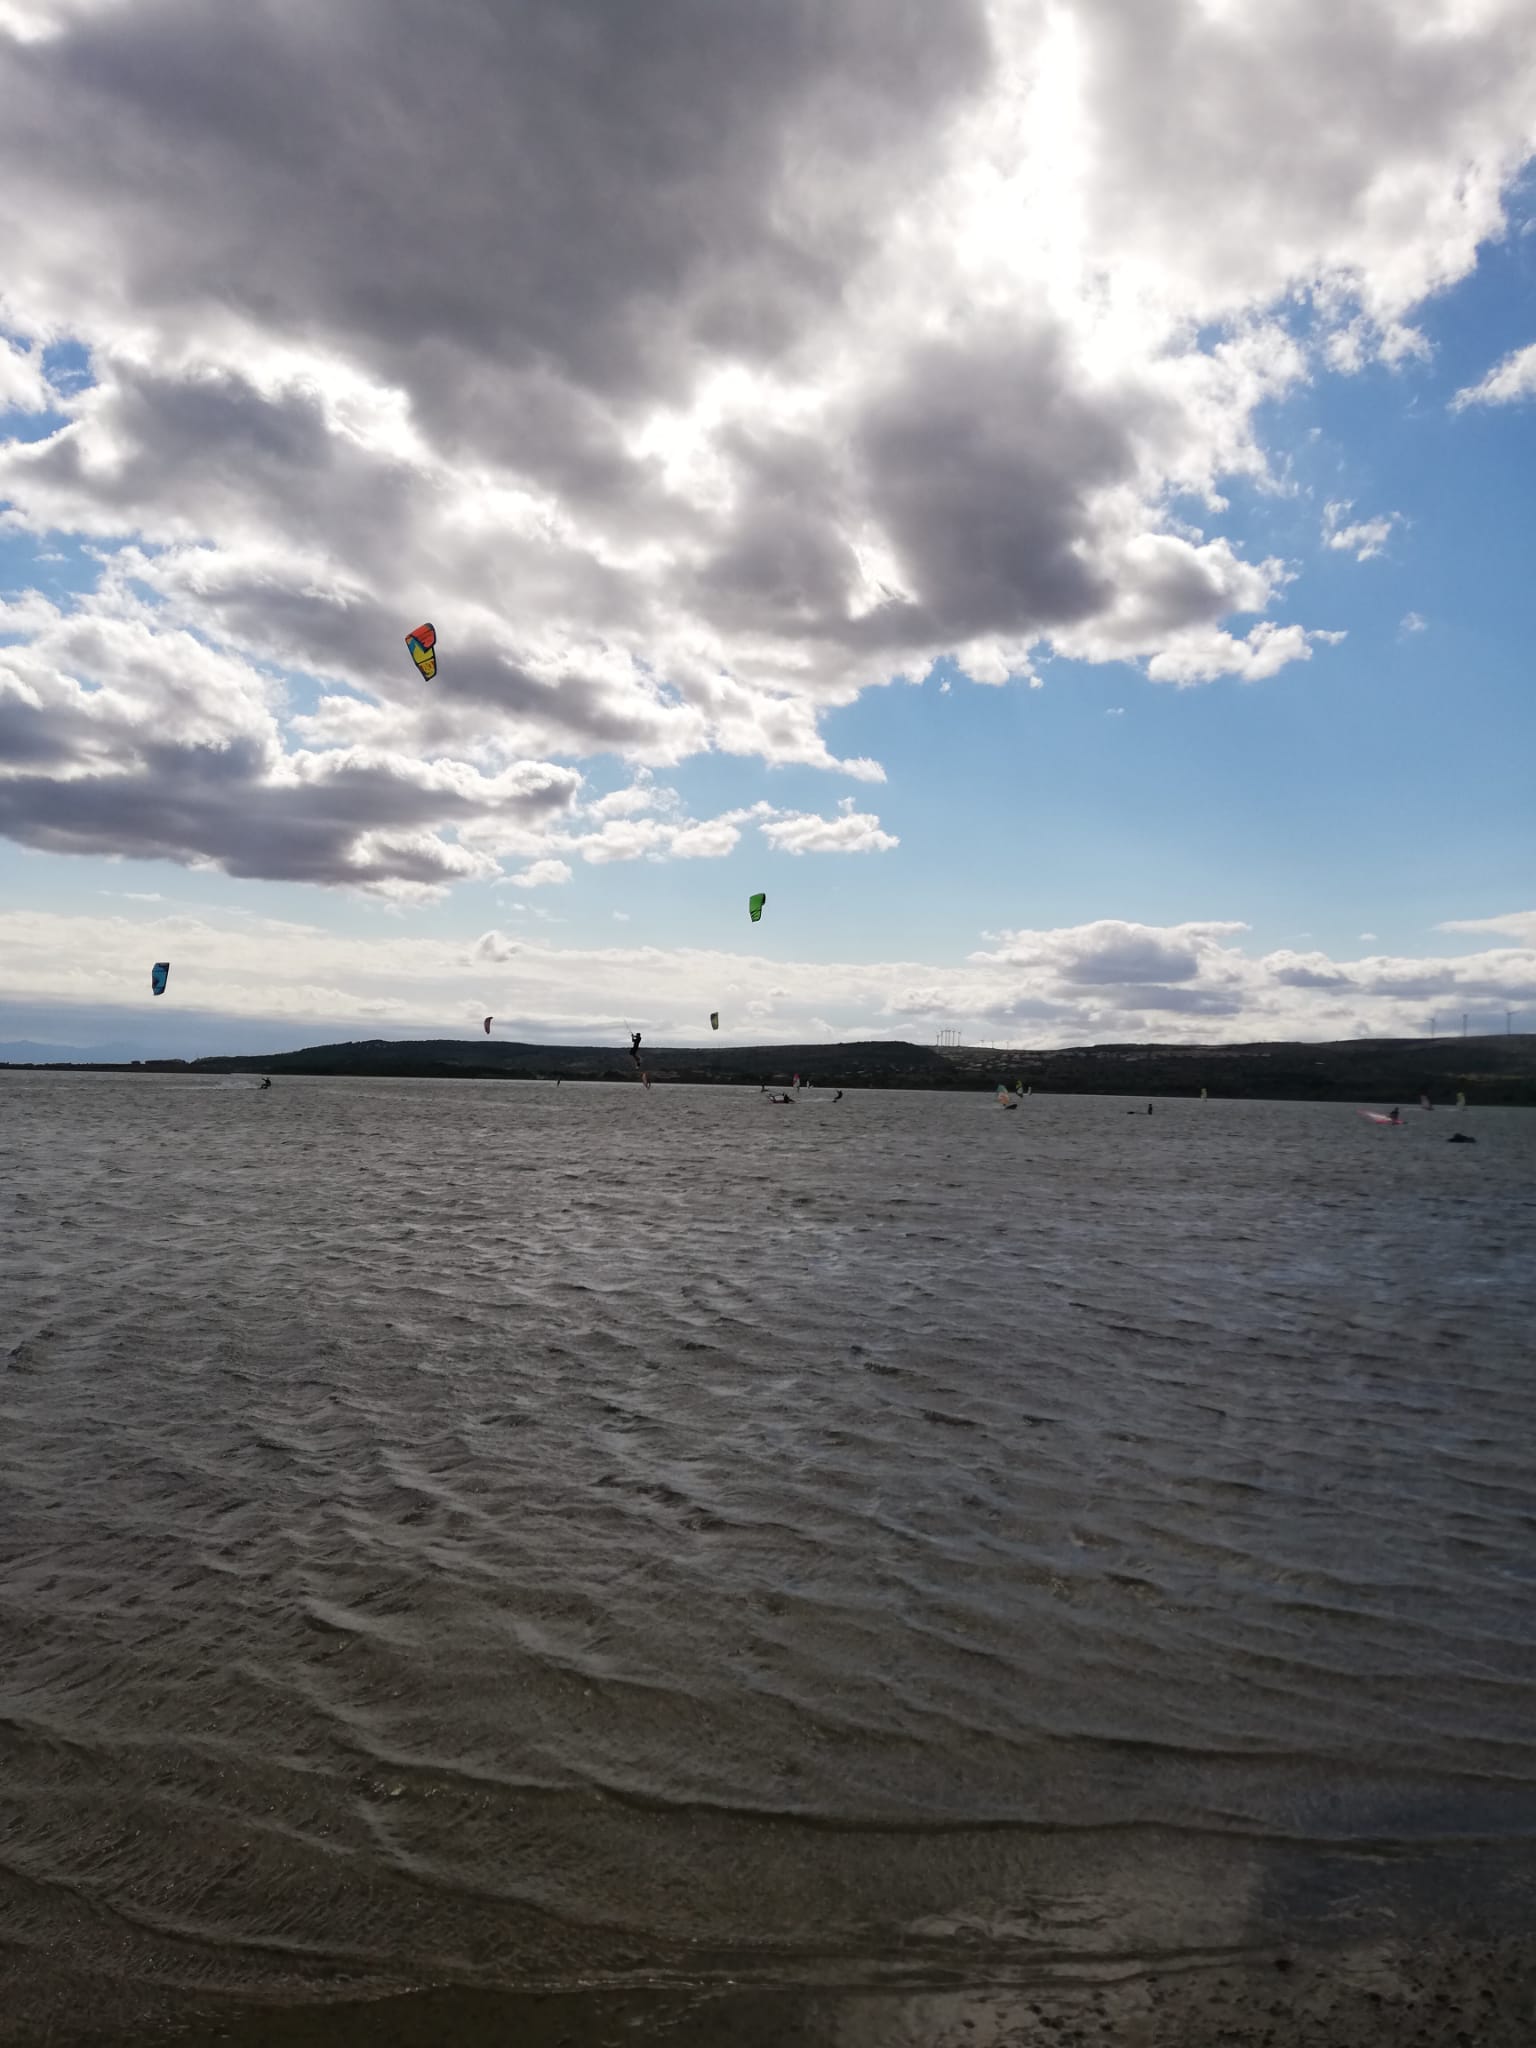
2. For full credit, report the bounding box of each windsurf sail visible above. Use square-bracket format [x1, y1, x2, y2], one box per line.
[996, 1084, 1016, 1109]
[1456, 1090, 1467, 1110]
[150, 961, 169, 997]
[1200, 1086, 1208, 1100]
[1358, 1110, 1404, 1125]
[1420, 1093, 1432, 1111]
[406, 623, 437, 679]
[748, 892, 766, 923]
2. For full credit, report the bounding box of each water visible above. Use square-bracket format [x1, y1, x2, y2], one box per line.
[3, 1075, 1535, 2038]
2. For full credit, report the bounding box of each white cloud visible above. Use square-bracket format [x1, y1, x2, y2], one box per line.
[1322, 500, 1401, 561]
[1440, 909, 1536, 945]
[589, 775, 677, 819]
[0, 336, 53, 414]
[1451, 339, 1536, 409]
[1399, 611, 1427, 635]
[1146, 620, 1342, 686]
[1359, 931, 1378, 941]
[758, 808, 899, 856]
[505, 858, 572, 889]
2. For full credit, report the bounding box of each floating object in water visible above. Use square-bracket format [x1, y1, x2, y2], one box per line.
[150, 961, 169, 997]
[405, 622, 437, 679]
[1448, 1131, 1477, 1144]
[748, 892, 766, 923]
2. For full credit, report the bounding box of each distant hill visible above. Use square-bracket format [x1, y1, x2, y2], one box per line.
[6, 1031, 1533, 1103]
[0, 1039, 149, 1064]
[939, 1033, 1536, 1105]
[187, 1036, 952, 1088]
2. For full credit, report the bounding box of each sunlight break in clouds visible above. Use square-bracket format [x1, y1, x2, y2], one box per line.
[2, 0, 1535, 899]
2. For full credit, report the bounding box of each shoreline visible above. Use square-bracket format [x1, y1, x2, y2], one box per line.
[11, 1930, 1536, 2047]
[4, 1027, 1536, 1104]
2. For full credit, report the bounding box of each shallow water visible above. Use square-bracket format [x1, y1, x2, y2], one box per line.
[3, 1075, 1535, 2034]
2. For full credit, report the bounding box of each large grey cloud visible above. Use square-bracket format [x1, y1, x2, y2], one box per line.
[1, 0, 1534, 889]
[3, 0, 989, 407]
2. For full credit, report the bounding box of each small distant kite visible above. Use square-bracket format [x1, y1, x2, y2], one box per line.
[748, 892, 766, 923]
[406, 622, 437, 680]
[151, 962, 170, 997]
[710, 1012, 719, 1031]
[483, 1016, 493, 1035]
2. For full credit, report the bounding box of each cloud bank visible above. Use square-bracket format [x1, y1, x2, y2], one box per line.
[3, 908, 1532, 1056]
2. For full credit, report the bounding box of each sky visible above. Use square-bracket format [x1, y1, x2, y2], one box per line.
[2, 0, 1535, 1058]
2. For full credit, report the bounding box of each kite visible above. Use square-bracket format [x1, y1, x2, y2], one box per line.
[151, 962, 170, 997]
[748, 892, 766, 923]
[406, 622, 437, 680]
[483, 1016, 493, 1035]
[710, 1012, 719, 1031]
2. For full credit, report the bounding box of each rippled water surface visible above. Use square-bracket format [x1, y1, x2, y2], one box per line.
[3, 1075, 1535, 2033]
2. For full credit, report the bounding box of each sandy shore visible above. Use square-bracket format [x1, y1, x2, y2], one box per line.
[7, 1933, 1535, 2048]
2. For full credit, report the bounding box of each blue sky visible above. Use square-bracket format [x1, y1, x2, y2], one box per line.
[2, 1, 1535, 1056]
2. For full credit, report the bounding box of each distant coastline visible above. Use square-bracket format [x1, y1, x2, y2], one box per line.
[5, 1032, 1535, 1104]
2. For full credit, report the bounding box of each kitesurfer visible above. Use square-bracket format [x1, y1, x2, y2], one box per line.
[259, 1077, 271, 1090]
[833, 1090, 843, 1102]
[1388, 1107, 1401, 1125]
